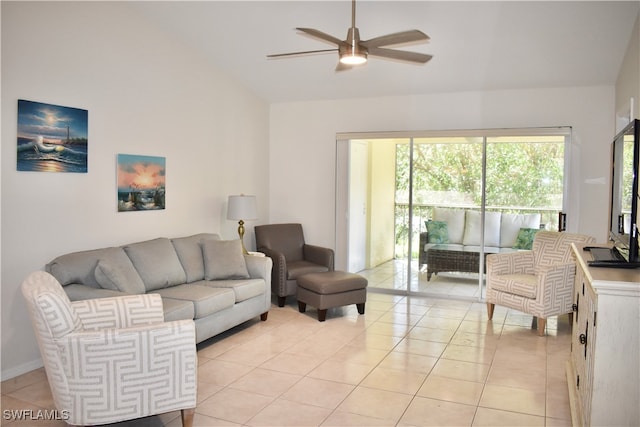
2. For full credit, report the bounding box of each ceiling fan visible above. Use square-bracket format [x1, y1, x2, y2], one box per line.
[267, 0, 433, 71]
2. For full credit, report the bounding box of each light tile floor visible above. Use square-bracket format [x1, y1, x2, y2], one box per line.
[2, 261, 573, 427]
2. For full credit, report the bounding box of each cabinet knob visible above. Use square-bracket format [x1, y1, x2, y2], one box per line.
[572, 303, 578, 312]
[579, 333, 587, 345]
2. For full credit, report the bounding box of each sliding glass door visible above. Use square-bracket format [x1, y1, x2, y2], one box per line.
[336, 128, 569, 300]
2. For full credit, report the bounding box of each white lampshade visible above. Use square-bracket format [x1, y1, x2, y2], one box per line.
[227, 195, 257, 221]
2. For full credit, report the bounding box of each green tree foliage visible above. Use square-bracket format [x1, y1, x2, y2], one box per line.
[397, 140, 564, 210]
[394, 138, 565, 257]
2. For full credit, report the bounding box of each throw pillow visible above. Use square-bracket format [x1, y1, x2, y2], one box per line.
[426, 220, 449, 244]
[94, 259, 146, 294]
[513, 228, 539, 250]
[202, 239, 250, 280]
[433, 207, 465, 244]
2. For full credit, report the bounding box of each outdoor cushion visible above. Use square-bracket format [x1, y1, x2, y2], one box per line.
[500, 213, 541, 247]
[426, 220, 449, 243]
[463, 211, 502, 247]
[513, 228, 539, 250]
[433, 208, 466, 244]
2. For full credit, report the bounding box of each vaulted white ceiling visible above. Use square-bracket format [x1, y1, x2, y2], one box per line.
[129, 1, 639, 103]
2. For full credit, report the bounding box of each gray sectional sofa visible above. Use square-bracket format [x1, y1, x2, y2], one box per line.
[45, 233, 272, 343]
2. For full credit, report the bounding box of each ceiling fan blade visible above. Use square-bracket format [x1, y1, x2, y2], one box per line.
[296, 27, 348, 47]
[267, 48, 338, 59]
[368, 47, 433, 64]
[361, 30, 430, 48]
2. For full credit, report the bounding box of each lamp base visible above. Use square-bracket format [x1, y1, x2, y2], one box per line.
[237, 220, 249, 255]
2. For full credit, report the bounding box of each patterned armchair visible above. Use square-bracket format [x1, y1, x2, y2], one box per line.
[21, 271, 197, 426]
[486, 231, 595, 336]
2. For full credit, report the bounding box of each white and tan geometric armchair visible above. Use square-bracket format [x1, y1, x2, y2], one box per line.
[486, 230, 595, 336]
[21, 271, 197, 426]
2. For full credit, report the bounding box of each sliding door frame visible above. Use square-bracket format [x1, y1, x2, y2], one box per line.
[336, 127, 572, 300]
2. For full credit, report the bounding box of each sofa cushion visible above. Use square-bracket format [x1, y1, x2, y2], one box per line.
[202, 239, 250, 280]
[46, 247, 138, 289]
[159, 297, 195, 322]
[513, 228, 539, 250]
[204, 278, 265, 303]
[433, 208, 465, 244]
[172, 233, 221, 283]
[426, 220, 449, 244]
[500, 213, 541, 247]
[123, 238, 187, 291]
[155, 284, 235, 319]
[94, 259, 146, 294]
[463, 211, 502, 247]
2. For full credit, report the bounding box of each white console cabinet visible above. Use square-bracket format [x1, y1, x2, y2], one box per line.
[567, 244, 640, 426]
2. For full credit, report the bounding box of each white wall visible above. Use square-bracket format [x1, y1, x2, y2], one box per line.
[270, 86, 616, 256]
[1, 2, 269, 379]
[616, 12, 640, 123]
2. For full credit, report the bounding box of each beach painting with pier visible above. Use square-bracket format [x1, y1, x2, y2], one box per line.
[117, 154, 166, 212]
[17, 99, 88, 173]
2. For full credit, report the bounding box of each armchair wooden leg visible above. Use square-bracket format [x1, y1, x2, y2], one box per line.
[486, 302, 495, 320]
[277, 296, 286, 307]
[537, 317, 546, 336]
[181, 408, 195, 427]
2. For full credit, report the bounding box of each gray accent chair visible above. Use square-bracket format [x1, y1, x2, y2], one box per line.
[255, 223, 334, 307]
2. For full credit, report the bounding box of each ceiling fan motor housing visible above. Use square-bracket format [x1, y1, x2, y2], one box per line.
[340, 27, 368, 64]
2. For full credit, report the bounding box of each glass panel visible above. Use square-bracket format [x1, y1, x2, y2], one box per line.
[483, 135, 566, 297]
[340, 130, 568, 301]
[409, 137, 484, 295]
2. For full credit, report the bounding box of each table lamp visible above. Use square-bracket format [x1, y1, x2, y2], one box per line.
[227, 194, 257, 254]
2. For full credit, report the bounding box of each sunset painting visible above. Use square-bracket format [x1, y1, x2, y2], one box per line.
[117, 154, 166, 212]
[17, 99, 88, 173]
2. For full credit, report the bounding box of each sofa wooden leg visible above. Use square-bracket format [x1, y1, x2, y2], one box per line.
[317, 309, 327, 322]
[181, 407, 195, 427]
[537, 317, 546, 336]
[298, 301, 307, 313]
[260, 312, 268, 321]
[356, 303, 365, 315]
[487, 302, 495, 320]
[277, 296, 286, 307]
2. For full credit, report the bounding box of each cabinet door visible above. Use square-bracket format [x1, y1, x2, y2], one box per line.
[572, 266, 597, 427]
[571, 267, 597, 426]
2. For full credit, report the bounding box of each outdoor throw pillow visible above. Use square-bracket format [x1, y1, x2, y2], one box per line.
[202, 239, 250, 280]
[426, 220, 449, 244]
[513, 228, 539, 250]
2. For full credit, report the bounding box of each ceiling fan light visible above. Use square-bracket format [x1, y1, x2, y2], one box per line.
[339, 52, 367, 65]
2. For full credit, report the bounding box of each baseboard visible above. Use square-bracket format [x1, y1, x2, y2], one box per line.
[1, 357, 43, 381]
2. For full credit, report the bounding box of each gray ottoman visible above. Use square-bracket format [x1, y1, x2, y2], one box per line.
[296, 271, 368, 321]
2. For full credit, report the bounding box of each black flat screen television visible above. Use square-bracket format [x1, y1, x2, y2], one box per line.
[609, 118, 640, 263]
